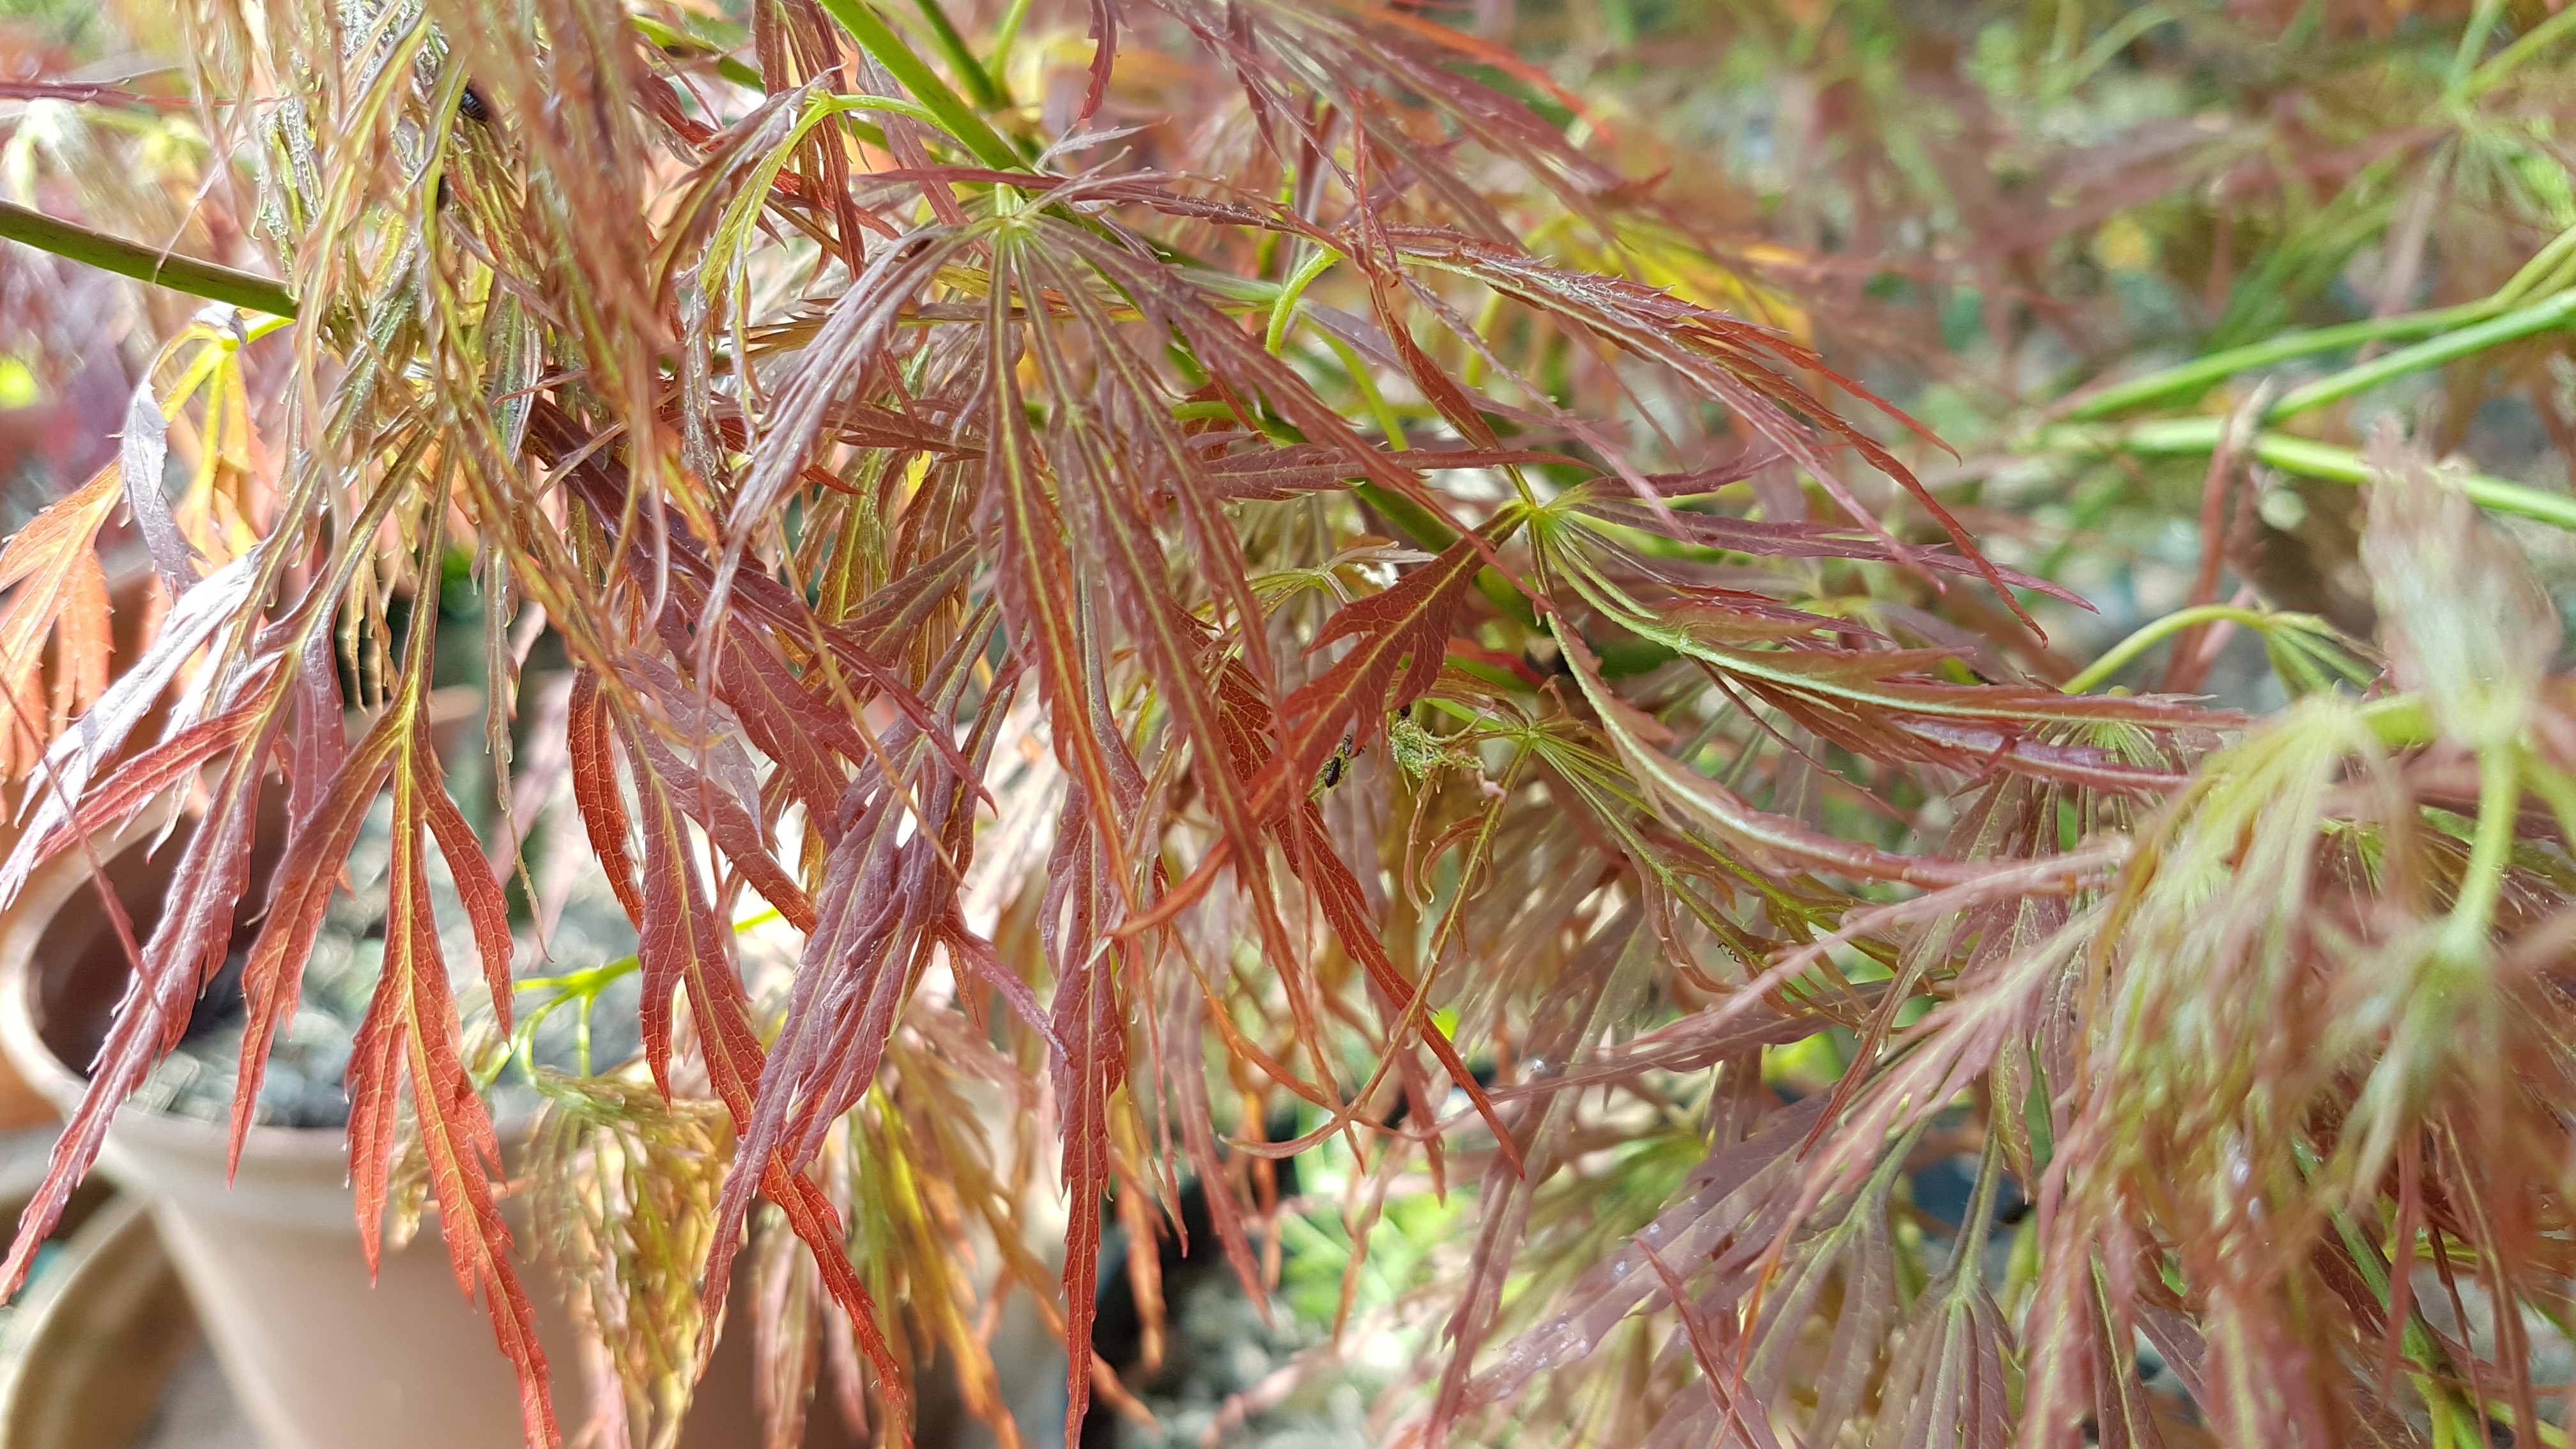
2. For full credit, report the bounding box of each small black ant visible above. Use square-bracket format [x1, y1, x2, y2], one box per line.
[439, 84, 494, 209]
[1314, 728, 1358, 793]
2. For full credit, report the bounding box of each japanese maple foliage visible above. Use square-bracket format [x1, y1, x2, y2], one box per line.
[1, 3, 2575, 1449]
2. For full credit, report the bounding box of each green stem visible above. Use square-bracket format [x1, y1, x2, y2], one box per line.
[631, 14, 766, 90]
[1322, 332, 1407, 451]
[511, 951, 644, 998]
[824, 91, 954, 132]
[2031, 419, 2576, 532]
[2047, 1, 2178, 102]
[2468, 5, 2576, 95]
[812, 0, 1023, 172]
[2448, 0, 2510, 93]
[509, 908, 784, 1080]
[985, 0, 1037, 93]
[909, 0, 1009, 110]
[2064, 303, 2496, 420]
[1351, 480, 1457, 549]
[2060, 604, 2294, 694]
[1265, 247, 1340, 355]
[2491, 224, 2576, 309]
[2244, 433, 2576, 531]
[2361, 694, 2435, 749]
[2265, 288, 2576, 420]
[2066, 231, 2576, 421]
[0, 199, 296, 318]
[2445, 745, 2520, 956]
[1459, 289, 1506, 391]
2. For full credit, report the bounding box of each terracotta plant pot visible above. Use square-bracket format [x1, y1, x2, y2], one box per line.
[0, 808, 876, 1448]
[0, 815, 560, 1449]
[0, 1195, 211, 1448]
[0, 558, 166, 1140]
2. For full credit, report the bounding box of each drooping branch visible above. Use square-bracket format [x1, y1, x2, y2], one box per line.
[0, 199, 296, 318]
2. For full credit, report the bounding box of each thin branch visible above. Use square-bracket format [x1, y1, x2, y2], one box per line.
[0, 199, 296, 318]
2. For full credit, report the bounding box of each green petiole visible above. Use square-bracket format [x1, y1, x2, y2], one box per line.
[2060, 604, 2328, 695]
[630, 14, 766, 91]
[1266, 247, 1342, 356]
[2030, 419, 2576, 533]
[509, 908, 784, 1079]
[813, 0, 1024, 173]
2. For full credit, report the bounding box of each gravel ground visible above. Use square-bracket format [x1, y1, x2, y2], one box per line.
[128, 792, 641, 1131]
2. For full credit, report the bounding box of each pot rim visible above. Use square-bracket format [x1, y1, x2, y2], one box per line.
[0, 815, 355, 1163]
[0, 1193, 181, 1447]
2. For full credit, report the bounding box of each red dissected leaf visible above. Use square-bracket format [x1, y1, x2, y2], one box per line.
[1020, 238, 1275, 691]
[1158, 979, 1267, 1308]
[346, 696, 555, 1447]
[1135, 0, 1626, 229]
[0, 461, 123, 772]
[422, 769, 518, 1032]
[8, 702, 265, 885]
[1575, 495, 2082, 603]
[774, 808, 946, 1168]
[750, 1205, 825, 1449]
[1637, 1246, 1786, 1449]
[1551, 622, 2007, 888]
[1269, 518, 1510, 806]
[1677, 632, 2225, 731]
[1044, 222, 1493, 548]
[837, 539, 974, 653]
[816, 397, 974, 456]
[758, 1165, 908, 1444]
[716, 786, 917, 1194]
[717, 231, 980, 589]
[286, 618, 349, 831]
[1367, 268, 1507, 448]
[624, 709, 739, 1100]
[345, 916, 402, 1262]
[1042, 797, 1127, 1449]
[47, 552, 110, 730]
[1117, 573, 1528, 1151]
[645, 547, 970, 835]
[1285, 802, 1520, 1166]
[0, 554, 264, 907]
[0, 737, 272, 1304]
[532, 403, 978, 790]
[604, 692, 913, 1438]
[615, 693, 816, 933]
[704, 625, 862, 824]
[702, 984, 916, 1438]
[568, 670, 646, 925]
[1081, 0, 1116, 118]
[702, 666, 1044, 1425]
[1008, 243, 1321, 1002]
[937, 918, 1057, 1066]
[1377, 227, 2051, 629]
[1781, 703, 2195, 795]
[1540, 525, 2220, 795]
[1056, 947, 1120, 1447]
[1198, 444, 1577, 501]
[981, 274, 1135, 888]
[1452, 1100, 1824, 1424]
[1176, 647, 1511, 1173]
[231, 705, 402, 1170]
[0, 461, 125, 597]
